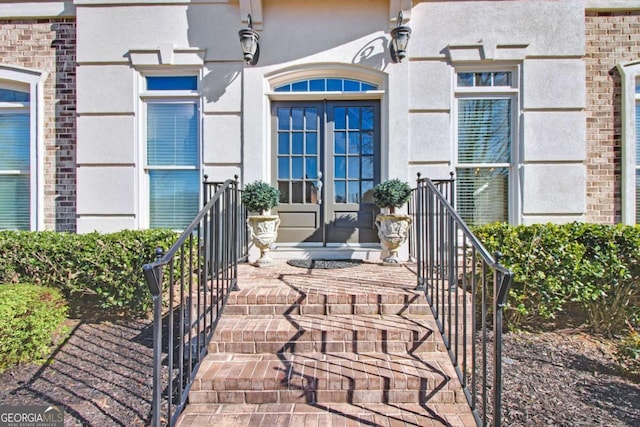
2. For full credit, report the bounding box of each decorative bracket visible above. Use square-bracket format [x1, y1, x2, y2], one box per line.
[389, 0, 411, 29]
[240, 0, 263, 30]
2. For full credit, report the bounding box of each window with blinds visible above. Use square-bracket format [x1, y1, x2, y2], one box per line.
[456, 98, 512, 226]
[145, 77, 199, 229]
[0, 88, 30, 230]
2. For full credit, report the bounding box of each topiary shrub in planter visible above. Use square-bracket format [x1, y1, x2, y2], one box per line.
[373, 179, 413, 264]
[241, 180, 280, 215]
[242, 181, 281, 267]
[0, 284, 68, 371]
[373, 178, 412, 214]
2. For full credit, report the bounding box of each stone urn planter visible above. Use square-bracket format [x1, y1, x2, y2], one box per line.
[241, 181, 281, 267]
[375, 214, 413, 264]
[246, 215, 280, 267]
[373, 179, 413, 264]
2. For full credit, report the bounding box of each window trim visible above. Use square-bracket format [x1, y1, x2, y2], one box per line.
[453, 65, 521, 225]
[138, 72, 202, 229]
[616, 61, 640, 224]
[0, 65, 46, 230]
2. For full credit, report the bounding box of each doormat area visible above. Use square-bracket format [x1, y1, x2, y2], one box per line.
[286, 259, 362, 269]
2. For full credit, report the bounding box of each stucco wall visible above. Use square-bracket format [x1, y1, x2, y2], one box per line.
[407, 0, 586, 224]
[585, 11, 640, 224]
[0, 18, 77, 232]
[75, 1, 243, 232]
[72, 0, 592, 231]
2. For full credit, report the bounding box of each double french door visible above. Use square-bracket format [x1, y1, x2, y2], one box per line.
[272, 101, 380, 245]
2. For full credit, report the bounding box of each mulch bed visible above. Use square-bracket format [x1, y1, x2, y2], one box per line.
[1, 320, 639, 426]
[501, 331, 640, 426]
[0, 318, 156, 426]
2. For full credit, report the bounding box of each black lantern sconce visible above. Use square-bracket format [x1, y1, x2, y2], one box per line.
[390, 11, 411, 63]
[238, 14, 260, 66]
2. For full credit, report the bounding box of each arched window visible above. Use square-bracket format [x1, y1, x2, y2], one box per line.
[274, 78, 377, 93]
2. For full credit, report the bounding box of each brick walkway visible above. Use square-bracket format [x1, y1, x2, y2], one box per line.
[177, 261, 476, 427]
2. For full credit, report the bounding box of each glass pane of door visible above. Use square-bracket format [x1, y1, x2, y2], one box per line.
[272, 104, 323, 243]
[277, 106, 320, 204]
[326, 102, 380, 244]
[331, 106, 376, 205]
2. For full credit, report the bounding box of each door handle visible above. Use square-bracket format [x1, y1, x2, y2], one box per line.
[316, 171, 323, 205]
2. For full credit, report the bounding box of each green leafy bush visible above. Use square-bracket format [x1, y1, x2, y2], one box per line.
[474, 222, 640, 335]
[373, 179, 412, 214]
[242, 181, 280, 214]
[616, 325, 640, 377]
[0, 229, 178, 314]
[0, 284, 68, 371]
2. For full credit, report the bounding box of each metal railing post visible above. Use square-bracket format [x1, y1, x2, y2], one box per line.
[415, 173, 425, 291]
[493, 253, 514, 427]
[142, 248, 163, 427]
[232, 176, 240, 291]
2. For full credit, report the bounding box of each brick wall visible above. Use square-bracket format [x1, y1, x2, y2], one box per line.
[585, 11, 640, 224]
[0, 19, 76, 231]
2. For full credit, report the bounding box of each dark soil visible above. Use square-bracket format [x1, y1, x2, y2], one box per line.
[1, 320, 639, 426]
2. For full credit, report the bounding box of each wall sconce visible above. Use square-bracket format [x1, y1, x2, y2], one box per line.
[238, 14, 260, 66]
[390, 11, 411, 63]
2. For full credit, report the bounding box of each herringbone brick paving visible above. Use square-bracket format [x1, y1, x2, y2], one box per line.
[177, 261, 475, 427]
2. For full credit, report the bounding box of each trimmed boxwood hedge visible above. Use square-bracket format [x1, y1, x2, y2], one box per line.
[0, 284, 68, 372]
[474, 222, 640, 336]
[0, 229, 178, 315]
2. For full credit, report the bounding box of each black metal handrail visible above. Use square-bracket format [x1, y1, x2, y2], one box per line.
[409, 173, 514, 426]
[142, 177, 247, 427]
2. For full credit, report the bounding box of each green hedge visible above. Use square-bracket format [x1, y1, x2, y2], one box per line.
[616, 326, 640, 377]
[0, 284, 68, 371]
[474, 222, 640, 335]
[0, 229, 178, 314]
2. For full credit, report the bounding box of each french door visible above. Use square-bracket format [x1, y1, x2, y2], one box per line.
[271, 101, 380, 245]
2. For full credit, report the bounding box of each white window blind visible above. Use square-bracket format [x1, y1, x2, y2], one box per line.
[457, 98, 511, 225]
[149, 170, 199, 229]
[0, 112, 30, 230]
[147, 104, 198, 166]
[147, 102, 199, 229]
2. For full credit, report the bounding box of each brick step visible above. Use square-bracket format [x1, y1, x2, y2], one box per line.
[227, 283, 424, 306]
[190, 353, 464, 405]
[178, 403, 477, 426]
[209, 315, 444, 354]
[223, 302, 431, 316]
[224, 286, 430, 316]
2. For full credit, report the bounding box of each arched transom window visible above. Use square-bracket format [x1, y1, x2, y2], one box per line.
[274, 78, 377, 93]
